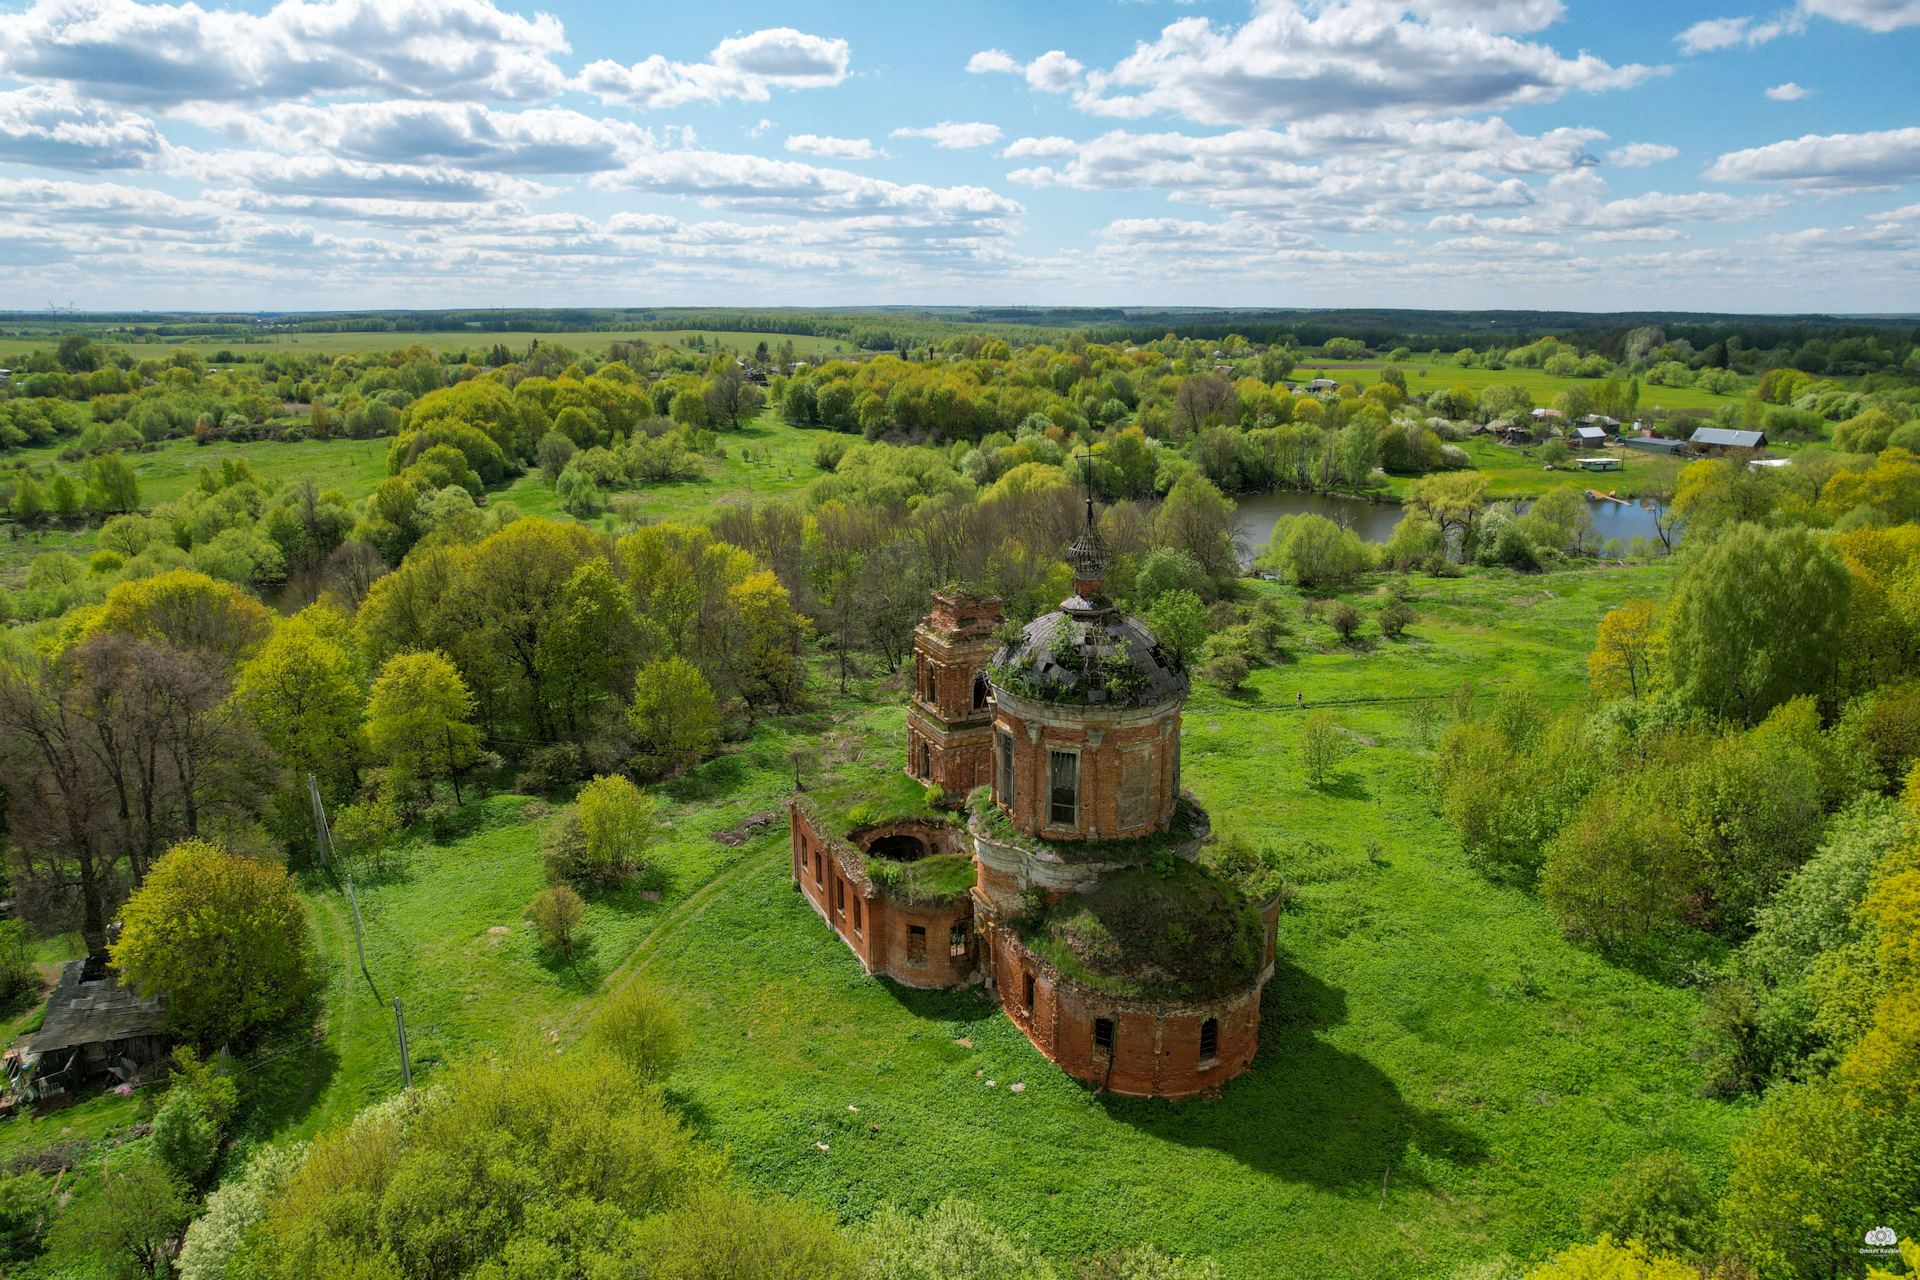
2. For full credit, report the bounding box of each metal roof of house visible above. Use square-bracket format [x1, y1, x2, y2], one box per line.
[1689, 427, 1766, 449]
[1622, 436, 1688, 454]
[26, 960, 168, 1058]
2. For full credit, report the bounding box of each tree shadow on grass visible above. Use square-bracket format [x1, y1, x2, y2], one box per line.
[1308, 770, 1372, 802]
[659, 753, 749, 804]
[1097, 963, 1488, 1193]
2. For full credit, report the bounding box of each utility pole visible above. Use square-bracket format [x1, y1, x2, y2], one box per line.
[393, 999, 413, 1089]
[307, 773, 332, 868]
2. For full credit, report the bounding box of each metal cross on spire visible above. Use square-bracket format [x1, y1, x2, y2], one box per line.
[1066, 448, 1110, 581]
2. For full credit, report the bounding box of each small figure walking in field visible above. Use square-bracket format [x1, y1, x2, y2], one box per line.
[1296, 692, 1304, 709]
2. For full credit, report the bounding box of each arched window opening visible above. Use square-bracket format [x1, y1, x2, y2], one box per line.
[1199, 1017, 1219, 1059]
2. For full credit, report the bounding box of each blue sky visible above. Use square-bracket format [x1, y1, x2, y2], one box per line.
[0, 0, 1915, 311]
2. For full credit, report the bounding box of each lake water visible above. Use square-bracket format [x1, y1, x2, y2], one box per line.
[1233, 488, 1673, 564]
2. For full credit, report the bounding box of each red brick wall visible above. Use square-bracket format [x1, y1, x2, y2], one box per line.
[991, 703, 1182, 842]
[790, 806, 976, 989]
[987, 926, 1265, 1099]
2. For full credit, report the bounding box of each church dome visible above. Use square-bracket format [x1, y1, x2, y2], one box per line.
[989, 607, 1188, 709]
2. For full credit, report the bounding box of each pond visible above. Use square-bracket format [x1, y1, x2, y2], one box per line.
[1233, 488, 1675, 564]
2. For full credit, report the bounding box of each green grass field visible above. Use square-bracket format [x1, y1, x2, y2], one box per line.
[3, 562, 1753, 1279]
[0, 329, 858, 362]
[1307, 355, 1734, 414]
[1383, 435, 1687, 502]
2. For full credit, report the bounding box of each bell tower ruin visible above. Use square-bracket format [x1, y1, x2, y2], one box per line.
[905, 588, 1001, 802]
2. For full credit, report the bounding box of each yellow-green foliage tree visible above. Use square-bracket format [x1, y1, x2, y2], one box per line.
[236, 605, 364, 813]
[1586, 598, 1658, 699]
[572, 774, 656, 886]
[1521, 1236, 1697, 1280]
[232, 1052, 857, 1280]
[86, 567, 273, 665]
[109, 838, 312, 1048]
[628, 656, 718, 778]
[364, 650, 479, 800]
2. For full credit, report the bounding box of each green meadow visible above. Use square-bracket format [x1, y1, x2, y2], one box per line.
[1308, 354, 1735, 414]
[0, 561, 1750, 1279]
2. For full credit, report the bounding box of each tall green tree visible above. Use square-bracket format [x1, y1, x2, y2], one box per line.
[365, 650, 479, 799]
[109, 838, 313, 1049]
[1661, 523, 1850, 725]
[628, 657, 719, 778]
[86, 451, 141, 515]
[236, 607, 364, 809]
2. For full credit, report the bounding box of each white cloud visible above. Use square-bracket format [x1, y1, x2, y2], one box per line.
[594, 149, 1022, 224]
[207, 103, 655, 173]
[1607, 142, 1678, 166]
[1023, 51, 1085, 93]
[579, 27, 849, 108]
[1004, 136, 1080, 160]
[1675, 14, 1801, 52]
[0, 0, 570, 107]
[1765, 81, 1811, 100]
[785, 134, 885, 160]
[1063, 4, 1655, 126]
[965, 49, 1021, 74]
[176, 147, 555, 202]
[0, 86, 168, 169]
[1707, 127, 1920, 190]
[891, 121, 1004, 149]
[0, 177, 224, 231]
[1800, 0, 1920, 30]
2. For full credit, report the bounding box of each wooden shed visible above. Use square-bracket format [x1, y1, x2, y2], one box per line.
[6, 959, 169, 1105]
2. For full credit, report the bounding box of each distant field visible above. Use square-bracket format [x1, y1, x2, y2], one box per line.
[0, 328, 859, 361]
[1304, 356, 1735, 414]
[1382, 436, 1688, 503]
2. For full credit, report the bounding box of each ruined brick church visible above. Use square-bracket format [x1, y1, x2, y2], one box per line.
[790, 506, 1280, 1098]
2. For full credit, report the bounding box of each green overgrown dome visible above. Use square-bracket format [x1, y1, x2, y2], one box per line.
[989, 608, 1188, 707]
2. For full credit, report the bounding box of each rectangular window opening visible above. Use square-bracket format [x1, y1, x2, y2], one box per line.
[907, 925, 927, 965]
[1049, 750, 1078, 827]
[949, 921, 968, 959]
[1119, 749, 1148, 829]
[997, 731, 1015, 808]
[1093, 1017, 1115, 1053]
[1023, 972, 1035, 1014]
[813, 851, 823, 887]
[852, 898, 862, 933]
[1199, 1017, 1219, 1059]
[835, 877, 845, 914]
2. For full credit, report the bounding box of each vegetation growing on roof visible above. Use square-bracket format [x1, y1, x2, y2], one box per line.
[1019, 859, 1264, 1001]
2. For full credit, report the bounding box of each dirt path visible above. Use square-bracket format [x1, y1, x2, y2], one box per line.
[548, 840, 788, 1043]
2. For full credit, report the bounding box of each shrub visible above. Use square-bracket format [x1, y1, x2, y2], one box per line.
[629, 657, 719, 778]
[535, 429, 576, 481]
[151, 1049, 238, 1191]
[177, 1143, 308, 1280]
[1377, 599, 1416, 638]
[529, 884, 587, 957]
[1298, 710, 1350, 786]
[43, 1150, 191, 1280]
[1540, 439, 1570, 465]
[0, 920, 36, 1006]
[0, 1172, 47, 1267]
[859, 1198, 1050, 1280]
[586, 983, 685, 1081]
[1204, 653, 1250, 693]
[1257, 514, 1373, 589]
[558, 775, 656, 889]
[1329, 601, 1361, 641]
[518, 742, 587, 795]
[1579, 1151, 1712, 1260]
[1521, 1236, 1697, 1280]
